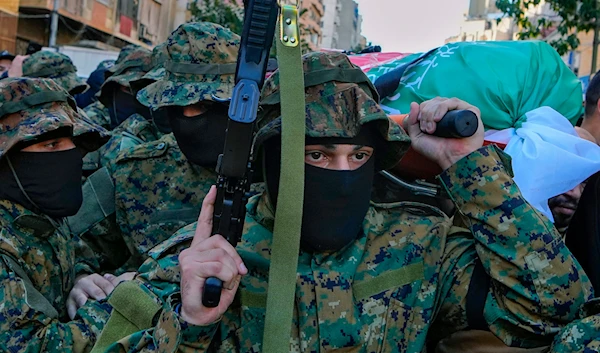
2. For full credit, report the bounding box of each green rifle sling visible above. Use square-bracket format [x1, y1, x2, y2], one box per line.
[261, 13, 306, 353]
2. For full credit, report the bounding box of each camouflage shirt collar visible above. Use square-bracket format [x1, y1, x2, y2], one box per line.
[0, 199, 56, 238]
[249, 193, 275, 232]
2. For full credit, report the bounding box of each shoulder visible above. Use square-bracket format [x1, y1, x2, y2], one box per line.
[136, 224, 196, 285]
[83, 101, 107, 114]
[114, 134, 176, 164]
[362, 202, 456, 263]
[147, 222, 196, 260]
[83, 101, 110, 117]
[367, 201, 450, 232]
[113, 114, 154, 136]
[101, 118, 156, 162]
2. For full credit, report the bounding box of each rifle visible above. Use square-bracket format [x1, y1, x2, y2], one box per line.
[202, 0, 280, 308]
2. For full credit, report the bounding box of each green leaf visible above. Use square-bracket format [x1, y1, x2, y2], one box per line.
[496, 0, 599, 55]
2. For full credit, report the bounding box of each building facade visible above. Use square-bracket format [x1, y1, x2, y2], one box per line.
[16, 0, 185, 53]
[467, 0, 499, 19]
[446, 0, 516, 44]
[320, 0, 363, 51]
[298, 0, 324, 52]
[0, 0, 19, 52]
[320, 0, 338, 49]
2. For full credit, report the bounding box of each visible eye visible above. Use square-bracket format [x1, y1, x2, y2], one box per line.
[306, 151, 325, 161]
[355, 152, 367, 160]
[351, 151, 372, 163]
[44, 141, 60, 149]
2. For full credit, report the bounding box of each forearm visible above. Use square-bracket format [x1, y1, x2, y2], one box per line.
[439, 145, 593, 344]
[73, 234, 101, 276]
[1, 293, 111, 353]
[102, 297, 219, 353]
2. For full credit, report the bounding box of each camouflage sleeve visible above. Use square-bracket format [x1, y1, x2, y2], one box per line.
[0, 264, 112, 353]
[74, 151, 132, 276]
[78, 217, 131, 275]
[427, 226, 477, 344]
[437, 145, 594, 347]
[105, 301, 219, 353]
[549, 298, 600, 353]
[73, 233, 102, 276]
[103, 248, 221, 352]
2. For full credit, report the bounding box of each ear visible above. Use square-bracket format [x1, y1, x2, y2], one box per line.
[596, 99, 600, 115]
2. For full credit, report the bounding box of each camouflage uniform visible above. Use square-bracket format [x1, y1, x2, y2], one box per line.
[83, 100, 111, 131]
[22, 51, 89, 95]
[85, 45, 158, 173]
[97, 59, 116, 71]
[79, 57, 120, 131]
[130, 41, 168, 94]
[73, 22, 238, 275]
[549, 299, 600, 352]
[99, 45, 152, 107]
[0, 77, 112, 352]
[72, 47, 163, 273]
[103, 52, 593, 352]
[109, 22, 240, 271]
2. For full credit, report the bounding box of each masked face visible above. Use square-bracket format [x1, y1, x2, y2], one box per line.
[264, 137, 376, 253]
[167, 102, 229, 167]
[151, 108, 172, 134]
[0, 137, 83, 218]
[108, 88, 152, 129]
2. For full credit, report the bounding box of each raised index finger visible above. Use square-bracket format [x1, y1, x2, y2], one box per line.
[192, 185, 217, 247]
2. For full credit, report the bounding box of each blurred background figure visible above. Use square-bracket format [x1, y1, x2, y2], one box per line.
[75, 59, 115, 109]
[0, 50, 14, 75]
[548, 127, 598, 236]
[582, 73, 600, 143]
[22, 51, 88, 96]
[0, 52, 28, 80]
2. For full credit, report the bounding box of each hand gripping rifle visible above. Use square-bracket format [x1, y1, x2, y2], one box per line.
[201, 0, 280, 308]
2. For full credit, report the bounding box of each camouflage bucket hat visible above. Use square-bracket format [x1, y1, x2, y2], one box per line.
[0, 77, 109, 158]
[96, 59, 116, 71]
[105, 44, 140, 77]
[99, 46, 152, 107]
[23, 51, 89, 95]
[137, 22, 240, 110]
[130, 41, 169, 95]
[255, 52, 410, 171]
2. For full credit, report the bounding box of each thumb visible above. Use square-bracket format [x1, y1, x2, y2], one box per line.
[103, 273, 116, 281]
[405, 102, 422, 137]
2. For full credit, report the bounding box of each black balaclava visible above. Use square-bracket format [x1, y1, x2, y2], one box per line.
[108, 89, 152, 129]
[151, 108, 172, 134]
[263, 127, 377, 253]
[168, 103, 229, 167]
[0, 143, 83, 218]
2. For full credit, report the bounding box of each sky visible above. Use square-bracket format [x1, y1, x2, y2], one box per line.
[355, 0, 471, 53]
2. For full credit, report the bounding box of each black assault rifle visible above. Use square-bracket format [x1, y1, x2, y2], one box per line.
[201, 0, 280, 308]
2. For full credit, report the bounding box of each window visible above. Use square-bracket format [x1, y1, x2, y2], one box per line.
[139, 0, 161, 37]
[64, 0, 84, 16]
[119, 0, 138, 21]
